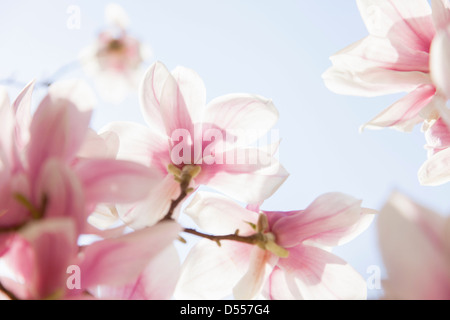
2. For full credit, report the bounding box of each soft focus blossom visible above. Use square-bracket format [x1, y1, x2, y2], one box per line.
[378, 192, 450, 299]
[0, 217, 180, 300]
[0, 80, 158, 235]
[174, 191, 374, 300]
[80, 4, 149, 103]
[104, 61, 289, 229]
[323, 0, 450, 132]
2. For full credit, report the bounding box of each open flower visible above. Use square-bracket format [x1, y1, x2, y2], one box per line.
[80, 4, 148, 103]
[378, 192, 450, 299]
[0, 79, 159, 235]
[174, 191, 375, 300]
[103, 61, 289, 229]
[322, 0, 450, 132]
[0, 217, 180, 300]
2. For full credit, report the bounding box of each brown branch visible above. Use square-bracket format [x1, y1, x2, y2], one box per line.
[0, 281, 19, 300]
[182, 228, 263, 246]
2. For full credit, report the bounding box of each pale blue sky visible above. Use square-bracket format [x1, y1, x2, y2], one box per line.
[2, 1, 449, 299]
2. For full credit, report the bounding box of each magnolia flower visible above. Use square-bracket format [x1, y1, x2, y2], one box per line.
[80, 3, 148, 103]
[104, 61, 289, 229]
[0, 80, 158, 235]
[0, 217, 180, 300]
[174, 192, 375, 300]
[322, 0, 450, 132]
[378, 192, 450, 299]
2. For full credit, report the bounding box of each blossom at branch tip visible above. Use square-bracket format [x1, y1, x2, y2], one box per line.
[322, 0, 450, 132]
[79, 3, 149, 104]
[377, 192, 450, 299]
[103, 61, 289, 229]
[174, 191, 375, 300]
[0, 217, 181, 300]
[0, 79, 161, 236]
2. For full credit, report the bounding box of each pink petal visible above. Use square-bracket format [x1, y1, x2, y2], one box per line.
[378, 192, 450, 299]
[233, 246, 277, 300]
[418, 147, 450, 185]
[27, 84, 92, 180]
[74, 158, 162, 205]
[430, 28, 450, 99]
[198, 148, 289, 204]
[273, 245, 367, 300]
[1, 218, 77, 299]
[77, 129, 119, 159]
[425, 118, 450, 156]
[174, 239, 252, 300]
[78, 220, 181, 289]
[11, 80, 34, 151]
[140, 61, 193, 136]
[357, 0, 434, 44]
[431, 0, 450, 30]
[116, 173, 180, 229]
[203, 94, 279, 146]
[95, 245, 180, 299]
[272, 192, 371, 248]
[361, 84, 436, 131]
[35, 159, 87, 233]
[171, 66, 206, 125]
[101, 121, 170, 172]
[184, 191, 259, 236]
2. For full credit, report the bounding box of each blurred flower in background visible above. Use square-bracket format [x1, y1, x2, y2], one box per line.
[79, 3, 150, 104]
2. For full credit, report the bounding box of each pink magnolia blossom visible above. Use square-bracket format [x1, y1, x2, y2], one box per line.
[80, 4, 148, 103]
[104, 61, 289, 229]
[0, 217, 180, 300]
[0, 79, 159, 235]
[322, 0, 450, 132]
[378, 192, 450, 299]
[174, 192, 374, 300]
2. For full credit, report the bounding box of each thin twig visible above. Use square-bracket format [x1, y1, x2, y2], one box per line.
[0, 281, 19, 300]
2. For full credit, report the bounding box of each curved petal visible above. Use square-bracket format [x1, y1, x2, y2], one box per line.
[273, 245, 367, 300]
[378, 192, 450, 299]
[78, 220, 181, 289]
[73, 158, 161, 205]
[357, 0, 433, 41]
[171, 66, 206, 125]
[95, 245, 180, 300]
[418, 147, 450, 185]
[11, 80, 34, 150]
[431, 0, 450, 30]
[77, 129, 119, 159]
[203, 94, 279, 146]
[361, 84, 435, 131]
[272, 193, 371, 248]
[233, 247, 277, 300]
[198, 148, 289, 204]
[116, 173, 180, 229]
[174, 239, 252, 300]
[101, 121, 170, 171]
[184, 191, 258, 235]
[430, 29, 450, 99]
[140, 61, 193, 136]
[1, 218, 77, 300]
[27, 84, 92, 180]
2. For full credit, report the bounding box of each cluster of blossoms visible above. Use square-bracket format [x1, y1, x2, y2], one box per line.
[324, 0, 450, 299]
[1, 0, 450, 301]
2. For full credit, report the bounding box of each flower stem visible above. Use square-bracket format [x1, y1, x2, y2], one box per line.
[182, 228, 263, 247]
